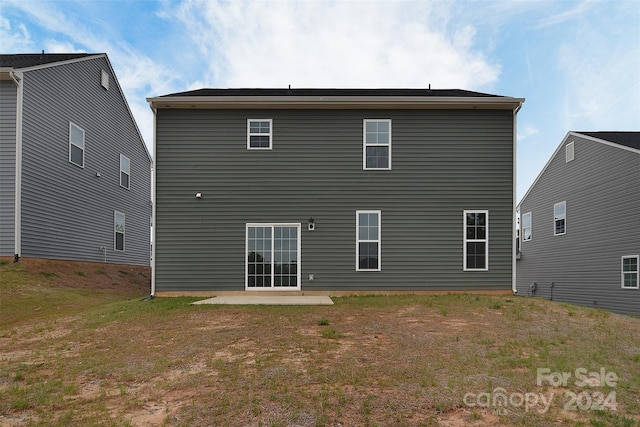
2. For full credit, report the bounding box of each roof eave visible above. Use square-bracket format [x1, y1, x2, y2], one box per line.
[147, 95, 525, 111]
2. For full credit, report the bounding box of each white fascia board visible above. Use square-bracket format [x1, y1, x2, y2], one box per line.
[147, 95, 525, 111]
[572, 132, 640, 155]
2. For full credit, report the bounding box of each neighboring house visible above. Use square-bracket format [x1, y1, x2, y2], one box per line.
[516, 131, 640, 316]
[0, 53, 151, 266]
[147, 88, 524, 295]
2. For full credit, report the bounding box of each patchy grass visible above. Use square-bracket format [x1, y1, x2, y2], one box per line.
[1, 258, 639, 426]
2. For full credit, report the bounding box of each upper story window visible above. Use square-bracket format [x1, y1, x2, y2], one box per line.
[114, 211, 125, 251]
[566, 141, 574, 162]
[247, 119, 272, 149]
[69, 122, 85, 168]
[356, 210, 381, 271]
[522, 212, 532, 241]
[363, 119, 391, 170]
[101, 69, 109, 90]
[464, 210, 488, 271]
[622, 255, 639, 289]
[120, 154, 130, 189]
[554, 201, 566, 236]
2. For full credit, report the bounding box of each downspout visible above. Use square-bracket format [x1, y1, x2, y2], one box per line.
[150, 107, 157, 297]
[10, 71, 23, 262]
[512, 101, 523, 294]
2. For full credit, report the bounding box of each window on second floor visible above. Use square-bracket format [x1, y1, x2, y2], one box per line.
[554, 201, 566, 236]
[363, 119, 391, 170]
[120, 154, 130, 189]
[69, 122, 85, 168]
[247, 119, 272, 149]
[522, 212, 532, 241]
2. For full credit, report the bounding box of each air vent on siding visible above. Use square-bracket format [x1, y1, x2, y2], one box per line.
[101, 69, 109, 90]
[566, 141, 575, 163]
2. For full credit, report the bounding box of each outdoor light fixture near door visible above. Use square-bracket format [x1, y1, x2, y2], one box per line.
[308, 217, 315, 231]
[195, 192, 202, 199]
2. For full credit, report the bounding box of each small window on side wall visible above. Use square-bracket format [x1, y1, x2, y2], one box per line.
[522, 212, 532, 241]
[114, 211, 125, 251]
[622, 256, 639, 289]
[120, 154, 130, 189]
[69, 122, 85, 168]
[554, 201, 566, 236]
[247, 119, 272, 149]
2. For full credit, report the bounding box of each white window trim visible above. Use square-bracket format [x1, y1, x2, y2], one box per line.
[621, 255, 639, 289]
[522, 212, 532, 242]
[554, 201, 566, 236]
[463, 210, 489, 271]
[114, 211, 125, 251]
[101, 69, 109, 90]
[247, 119, 273, 150]
[356, 210, 382, 272]
[120, 154, 130, 190]
[245, 223, 301, 291]
[363, 119, 392, 170]
[566, 141, 575, 162]
[69, 121, 85, 168]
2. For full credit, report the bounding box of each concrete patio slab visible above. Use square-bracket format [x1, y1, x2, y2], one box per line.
[191, 295, 334, 306]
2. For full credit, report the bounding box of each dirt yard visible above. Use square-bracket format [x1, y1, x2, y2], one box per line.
[1, 258, 639, 426]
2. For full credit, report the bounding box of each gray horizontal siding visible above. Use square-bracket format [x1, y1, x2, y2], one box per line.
[155, 108, 515, 292]
[0, 80, 16, 255]
[18, 57, 151, 265]
[516, 135, 640, 316]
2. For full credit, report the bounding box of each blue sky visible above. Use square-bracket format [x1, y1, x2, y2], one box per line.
[1, 0, 638, 201]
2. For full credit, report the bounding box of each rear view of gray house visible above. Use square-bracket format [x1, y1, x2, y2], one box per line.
[0, 53, 151, 265]
[148, 88, 524, 295]
[516, 132, 640, 316]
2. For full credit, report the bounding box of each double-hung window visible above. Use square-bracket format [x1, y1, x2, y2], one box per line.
[120, 154, 130, 189]
[363, 119, 391, 170]
[69, 122, 85, 167]
[522, 212, 532, 241]
[554, 201, 566, 236]
[247, 119, 272, 149]
[622, 256, 639, 289]
[114, 211, 125, 251]
[356, 210, 381, 271]
[464, 210, 488, 271]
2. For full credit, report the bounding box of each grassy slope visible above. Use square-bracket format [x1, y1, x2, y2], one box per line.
[0, 258, 639, 427]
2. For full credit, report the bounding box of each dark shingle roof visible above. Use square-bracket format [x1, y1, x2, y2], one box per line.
[0, 53, 96, 69]
[576, 131, 640, 150]
[160, 88, 502, 98]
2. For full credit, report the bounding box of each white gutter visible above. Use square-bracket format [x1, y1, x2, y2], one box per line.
[150, 107, 157, 296]
[10, 71, 23, 260]
[512, 101, 523, 293]
[147, 95, 525, 111]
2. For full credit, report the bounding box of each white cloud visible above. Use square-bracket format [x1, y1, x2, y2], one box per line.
[518, 125, 540, 142]
[171, 1, 500, 90]
[0, 15, 34, 52]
